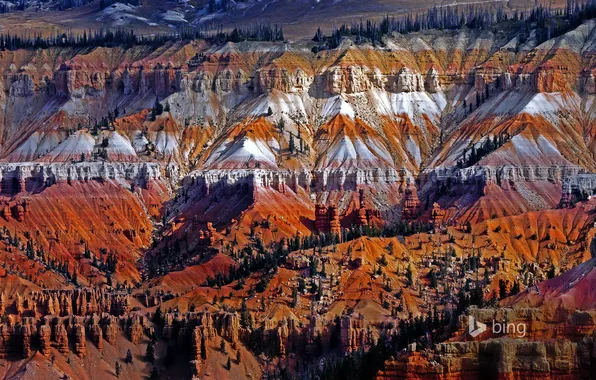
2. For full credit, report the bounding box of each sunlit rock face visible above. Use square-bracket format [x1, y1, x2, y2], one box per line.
[0, 18, 595, 380]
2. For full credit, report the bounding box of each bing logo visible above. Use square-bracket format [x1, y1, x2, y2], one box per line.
[468, 316, 487, 337]
[468, 315, 527, 338]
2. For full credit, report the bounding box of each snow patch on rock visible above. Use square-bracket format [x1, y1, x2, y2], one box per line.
[46, 131, 95, 162]
[206, 136, 278, 169]
[389, 92, 443, 121]
[406, 137, 422, 166]
[106, 132, 138, 160]
[155, 132, 179, 157]
[321, 96, 355, 120]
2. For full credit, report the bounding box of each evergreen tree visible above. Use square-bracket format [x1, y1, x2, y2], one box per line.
[289, 133, 295, 153]
[291, 286, 299, 307]
[200, 335, 207, 360]
[547, 264, 556, 279]
[149, 367, 160, 380]
[153, 306, 163, 324]
[313, 27, 324, 42]
[428, 269, 438, 288]
[125, 349, 133, 364]
[229, 28, 242, 43]
[145, 341, 155, 363]
[151, 97, 163, 121]
[406, 264, 414, 287]
[163, 345, 176, 368]
[115, 361, 122, 378]
[220, 337, 226, 353]
[510, 281, 520, 296]
[499, 280, 508, 300]
[240, 298, 250, 328]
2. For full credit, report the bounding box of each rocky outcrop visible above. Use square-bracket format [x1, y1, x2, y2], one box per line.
[122, 67, 136, 95]
[13, 203, 25, 222]
[51, 62, 186, 98]
[561, 174, 596, 205]
[377, 305, 596, 379]
[0, 27, 587, 102]
[376, 307, 596, 379]
[0, 305, 244, 367]
[325, 65, 374, 94]
[68, 317, 86, 357]
[422, 165, 587, 199]
[580, 69, 596, 94]
[430, 202, 445, 228]
[19, 319, 35, 358]
[88, 315, 103, 351]
[376, 337, 594, 379]
[315, 204, 341, 236]
[323, 65, 441, 94]
[213, 68, 245, 94]
[196, 221, 216, 247]
[188, 169, 312, 196]
[214, 311, 240, 343]
[53, 319, 70, 354]
[340, 313, 372, 354]
[25, 289, 134, 317]
[402, 182, 421, 221]
[313, 168, 402, 192]
[8, 73, 35, 97]
[305, 315, 332, 356]
[533, 66, 576, 93]
[395, 67, 424, 92]
[190, 326, 204, 376]
[0, 200, 29, 222]
[54, 65, 107, 98]
[127, 315, 144, 344]
[153, 63, 181, 96]
[254, 67, 311, 93]
[356, 189, 381, 226]
[0, 290, 146, 358]
[39, 319, 52, 356]
[424, 68, 441, 93]
[265, 317, 300, 357]
[102, 316, 119, 345]
[0, 162, 164, 194]
[438, 165, 584, 185]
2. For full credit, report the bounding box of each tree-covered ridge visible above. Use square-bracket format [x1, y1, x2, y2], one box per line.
[313, 0, 596, 49]
[2, 0, 596, 51]
[0, 23, 285, 51]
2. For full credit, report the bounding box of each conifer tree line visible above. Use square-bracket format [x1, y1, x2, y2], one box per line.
[314, 0, 596, 49]
[0, 23, 284, 51]
[456, 133, 511, 168]
[3, 0, 596, 51]
[198, 221, 433, 289]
